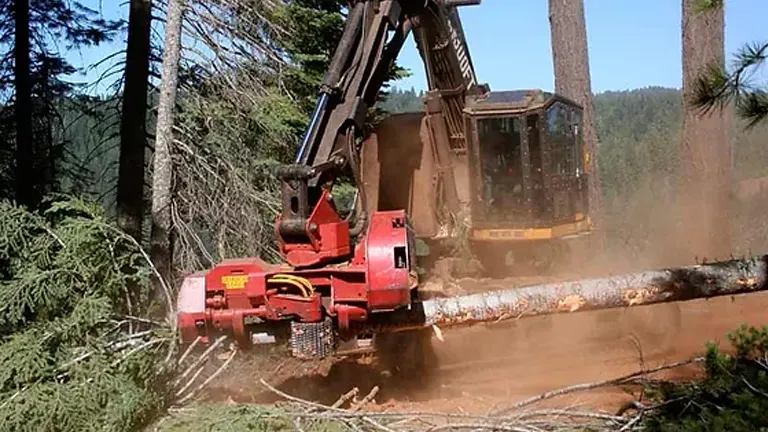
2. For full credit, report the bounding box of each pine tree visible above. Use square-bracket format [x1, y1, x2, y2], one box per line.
[680, 0, 731, 260]
[117, 0, 154, 242]
[0, 0, 121, 208]
[690, 1, 767, 128]
[13, 0, 33, 207]
[152, 0, 184, 289]
[548, 0, 604, 246]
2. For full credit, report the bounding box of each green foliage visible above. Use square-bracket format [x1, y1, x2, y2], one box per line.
[0, 0, 123, 205]
[269, 0, 410, 114]
[695, 0, 725, 12]
[173, 69, 300, 269]
[643, 325, 768, 431]
[172, 0, 413, 272]
[377, 87, 426, 114]
[268, 0, 347, 112]
[154, 403, 347, 432]
[0, 197, 173, 432]
[691, 36, 768, 128]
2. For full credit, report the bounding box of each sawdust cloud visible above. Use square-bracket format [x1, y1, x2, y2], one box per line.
[560, 173, 765, 280]
[202, 289, 768, 414]
[198, 174, 768, 414]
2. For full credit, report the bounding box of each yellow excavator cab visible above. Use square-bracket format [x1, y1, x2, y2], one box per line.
[465, 90, 591, 243]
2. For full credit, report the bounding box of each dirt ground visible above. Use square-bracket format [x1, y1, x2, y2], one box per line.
[201, 285, 768, 416]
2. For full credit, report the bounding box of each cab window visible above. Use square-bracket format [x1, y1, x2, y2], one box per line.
[477, 116, 525, 209]
[546, 102, 578, 176]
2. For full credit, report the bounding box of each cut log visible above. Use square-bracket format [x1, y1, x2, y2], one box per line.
[360, 255, 768, 333]
[424, 255, 768, 329]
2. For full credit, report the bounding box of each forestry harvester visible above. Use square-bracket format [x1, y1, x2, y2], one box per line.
[177, 0, 596, 361]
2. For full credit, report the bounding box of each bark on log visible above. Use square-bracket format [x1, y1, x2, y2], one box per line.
[422, 255, 767, 328]
[360, 255, 768, 333]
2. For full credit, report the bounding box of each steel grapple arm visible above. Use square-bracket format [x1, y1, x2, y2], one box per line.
[277, 0, 482, 268]
[177, 0, 483, 358]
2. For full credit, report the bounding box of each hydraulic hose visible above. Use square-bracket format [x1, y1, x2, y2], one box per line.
[295, 2, 366, 165]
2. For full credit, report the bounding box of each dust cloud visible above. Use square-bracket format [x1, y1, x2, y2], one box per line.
[198, 173, 768, 415]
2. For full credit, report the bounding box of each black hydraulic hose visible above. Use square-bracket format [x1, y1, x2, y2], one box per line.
[295, 2, 366, 165]
[322, 2, 365, 90]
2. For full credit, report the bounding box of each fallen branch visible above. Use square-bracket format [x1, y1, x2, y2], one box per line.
[514, 408, 624, 422]
[618, 414, 643, 432]
[174, 335, 228, 386]
[174, 364, 206, 398]
[177, 336, 202, 366]
[492, 357, 705, 415]
[426, 423, 530, 432]
[332, 388, 359, 409]
[351, 386, 379, 411]
[176, 347, 238, 405]
[259, 378, 346, 413]
[257, 378, 636, 431]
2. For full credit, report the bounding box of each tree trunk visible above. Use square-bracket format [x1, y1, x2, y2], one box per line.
[14, 0, 35, 208]
[151, 0, 184, 292]
[420, 255, 767, 328]
[360, 254, 768, 333]
[680, 0, 731, 261]
[548, 0, 603, 245]
[117, 0, 153, 241]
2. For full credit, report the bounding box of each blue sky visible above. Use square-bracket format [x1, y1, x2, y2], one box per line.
[68, 0, 767, 94]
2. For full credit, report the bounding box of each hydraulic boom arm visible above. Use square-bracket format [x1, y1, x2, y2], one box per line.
[176, 0, 488, 357]
[275, 0, 483, 269]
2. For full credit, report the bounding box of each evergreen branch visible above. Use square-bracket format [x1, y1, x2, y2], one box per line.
[691, 40, 768, 128]
[737, 89, 768, 129]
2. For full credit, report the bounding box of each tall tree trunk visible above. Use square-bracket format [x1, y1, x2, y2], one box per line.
[117, 0, 153, 241]
[548, 0, 604, 247]
[14, 0, 35, 207]
[681, 0, 731, 261]
[151, 0, 184, 291]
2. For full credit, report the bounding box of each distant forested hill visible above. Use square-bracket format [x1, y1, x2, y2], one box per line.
[61, 86, 767, 262]
[380, 87, 426, 113]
